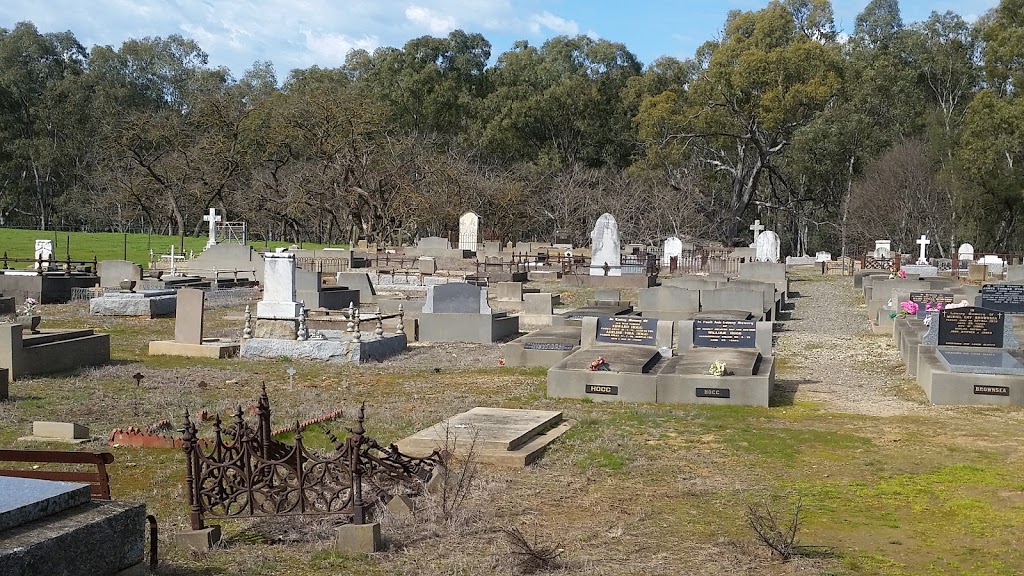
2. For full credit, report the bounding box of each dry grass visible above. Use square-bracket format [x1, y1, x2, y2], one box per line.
[3, 279, 1024, 575]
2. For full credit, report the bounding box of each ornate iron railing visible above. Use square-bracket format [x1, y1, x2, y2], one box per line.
[181, 386, 442, 530]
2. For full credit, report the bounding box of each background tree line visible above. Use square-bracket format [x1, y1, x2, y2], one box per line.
[2, 0, 1024, 257]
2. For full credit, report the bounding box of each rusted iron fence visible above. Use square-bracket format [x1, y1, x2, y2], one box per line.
[181, 387, 441, 530]
[1, 252, 98, 273]
[295, 257, 351, 274]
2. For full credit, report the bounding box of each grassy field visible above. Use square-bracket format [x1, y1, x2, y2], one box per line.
[2, 277, 1024, 575]
[0, 228, 338, 266]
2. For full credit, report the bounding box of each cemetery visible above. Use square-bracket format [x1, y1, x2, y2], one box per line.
[3, 216, 1024, 575]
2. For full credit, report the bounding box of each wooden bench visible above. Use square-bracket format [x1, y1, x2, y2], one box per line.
[0, 449, 114, 500]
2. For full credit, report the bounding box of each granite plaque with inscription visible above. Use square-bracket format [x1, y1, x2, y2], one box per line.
[524, 341, 575, 351]
[585, 384, 619, 395]
[980, 284, 1024, 314]
[937, 307, 1005, 348]
[910, 291, 955, 319]
[974, 385, 1010, 396]
[692, 319, 756, 348]
[595, 316, 657, 346]
[696, 387, 731, 398]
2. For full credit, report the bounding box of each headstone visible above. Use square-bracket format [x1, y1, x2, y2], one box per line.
[97, 260, 143, 289]
[979, 255, 1005, 276]
[423, 282, 490, 314]
[915, 235, 931, 264]
[588, 213, 622, 276]
[922, 307, 1015, 348]
[692, 319, 757, 348]
[458, 212, 479, 251]
[815, 251, 832, 263]
[256, 252, 302, 319]
[968, 263, 988, 282]
[980, 284, 1024, 314]
[958, 243, 975, 266]
[748, 220, 764, 246]
[595, 316, 658, 346]
[175, 288, 205, 345]
[663, 237, 683, 267]
[33, 240, 53, 269]
[593, 289, 622, 303]
[754, 231, 780, 263]
[203, 208, 222, 249]
[31, 421, 90, 440]
[418, 257, 437, 274]
[874, 240, 892, 259]
[909, 291, 956, 319]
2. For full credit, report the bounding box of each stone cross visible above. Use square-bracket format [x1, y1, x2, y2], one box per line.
[203, 208, 222, 249]
[916, 234, 930, 264]
[749, 220, 764, 245]
[169, 244, 177, 276]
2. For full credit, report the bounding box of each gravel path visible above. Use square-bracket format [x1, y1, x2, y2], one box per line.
[773, 276, 934, 416]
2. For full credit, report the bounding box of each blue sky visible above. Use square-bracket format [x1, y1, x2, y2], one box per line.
[0, 0, 1000, 78]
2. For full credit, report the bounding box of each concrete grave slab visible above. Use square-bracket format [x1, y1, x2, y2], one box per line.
[0, 477, 91, 532]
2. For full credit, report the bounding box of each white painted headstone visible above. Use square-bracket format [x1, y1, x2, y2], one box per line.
[980, 254, 1005, 276]
[256, 252, 303, 319]
[749, 220, 764, 247]
[458, 212, 479, 251]
[957, 243, 975, 263]
[33, 239, 53, 269]
[589, 213, 622, 276]
[873, 240, 892, 259]
[663, 236, 683, 267]
[915, 235, 930, 265]
[203, 208, 222, 249]
[754, 231, 780, 263]
[815, 251, 832, 262]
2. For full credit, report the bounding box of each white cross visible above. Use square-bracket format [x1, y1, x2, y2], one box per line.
[169, 244, 177, 275]
[203, 208, 222, 248]
[749, 220, 764, 244]
[916, 234, 930, 264]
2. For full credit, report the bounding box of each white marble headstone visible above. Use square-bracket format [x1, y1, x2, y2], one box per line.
[980, 254, 1005, 276]
[34, 239, 53, 269]
[873, 240, 892, 259]
[458, 212, 479, 251]
[256, 252, 302, 319]
[663, 236, 683, 267]
[958, 243, 975, 263]
[815, 251, 832, 262]
[754, 231, 780, 263]
[589, 213, 622, 276]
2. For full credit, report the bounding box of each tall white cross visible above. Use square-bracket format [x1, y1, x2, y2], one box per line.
[749, 220, 764, 245]
[203, 208, 222, 249]
[916, 234, 930, 264]
[169, 244, 177, 276]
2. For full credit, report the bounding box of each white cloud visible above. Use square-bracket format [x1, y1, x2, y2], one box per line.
[527, 11, 579, 36]
[405, 4, 458, 35]
[303, 30, 380, 65]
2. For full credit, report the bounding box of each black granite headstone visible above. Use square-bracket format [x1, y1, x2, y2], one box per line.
[595, 316, 658, 346]
[910, 291, 956, 319]
[692, 319, 756, 348]
[938, 307, 1004, 348]
[980, 284, 1024, 314]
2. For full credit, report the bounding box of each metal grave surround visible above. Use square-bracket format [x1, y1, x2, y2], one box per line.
[936, 348, 1024, 376]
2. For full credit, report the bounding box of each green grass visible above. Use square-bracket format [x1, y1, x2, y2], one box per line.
[0, 228, 341, 266]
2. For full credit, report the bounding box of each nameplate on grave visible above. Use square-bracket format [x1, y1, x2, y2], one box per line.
[585, 384, 618, 395]
[980, 284, 1024, 314]
[974, 385, 1010, 397]
[693, 319, 756, 348]
[938, 307, 1004, 348]
[696, 387, 731, 398]
[910, 292, 956, 319]
[595, 316, 657, 346]
[524, 342, 575, 351]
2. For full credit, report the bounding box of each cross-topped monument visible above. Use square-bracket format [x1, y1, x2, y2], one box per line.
[916, 234, 930, 265]
[749, 220, 764, 246]
[203, 208, 222, 249]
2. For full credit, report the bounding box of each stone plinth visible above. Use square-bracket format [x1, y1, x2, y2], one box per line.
[0, 324, 110, 381]
[89, 290, 176, 318]
[148, 339, 240, 359]
[503, 326, 581, 368]
[240, 333, 406, 363]
[253, 318, 298, 340]
[335, 522, 381, 554]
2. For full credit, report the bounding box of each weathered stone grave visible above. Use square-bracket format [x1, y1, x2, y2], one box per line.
[149, 288, 239, 359]
[699, 287, 770, 321]
[396, 407, 574, 467]
[635, 286, 700, 321]
[336, 272, 377, 303]
[917, 306, 1024, 405]
[503, 325, 582, 368]
[418, 283, 519, 343]
[589, 213, 622, 277]
[0, 322, 109, 381]
[296, 269, 359, 310]
[97, 260, 143, 289]
[253, 252, 303, 339]
[657, 317, 775, 406]
[0, 476, 147, 575]
[547, 315, 674, 403]
[754, 230, 780, 263]
[458, 211, 479, 252]
[90, 282, 176, 318]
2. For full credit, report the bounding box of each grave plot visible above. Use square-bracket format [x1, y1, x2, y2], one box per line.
[396, 407, 575, 467]
[547, 315, 674, 403]
[635, 286, 699, 321]
[657, 317, 775, 406]
[916, 306, 1024, 405]
[417, 283, 519, 343]
[148, 288, 239, 359]
[503, 325, 582, 368]
[698, 287, 772, 321]
[552, 289, 634, 327]
[0, 321, 109, 381]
